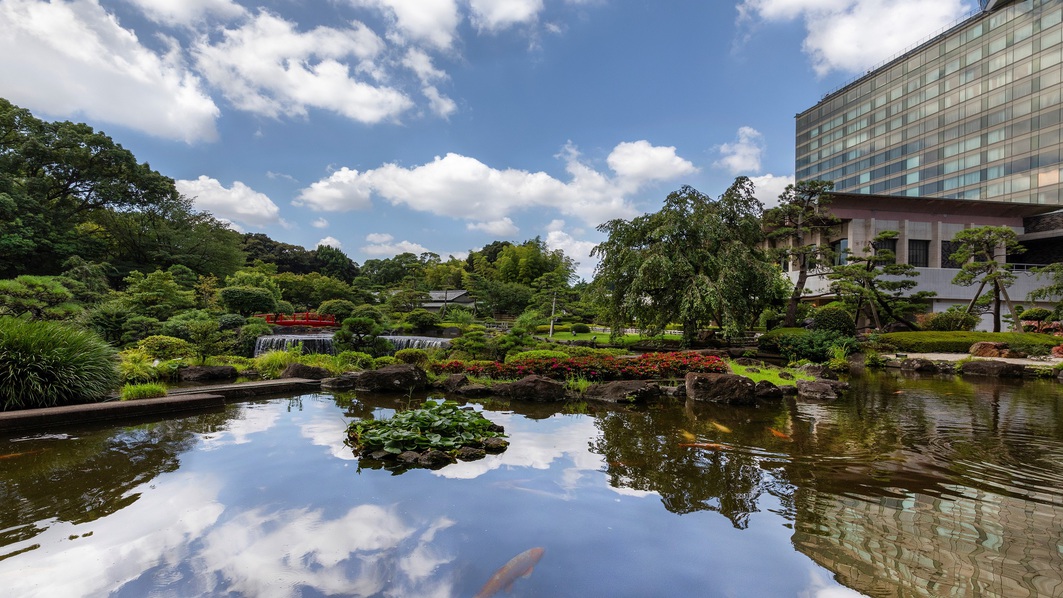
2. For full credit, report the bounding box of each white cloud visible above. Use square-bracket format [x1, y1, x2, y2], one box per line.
[402, 48, 457, 117]
[123, 0, 246, 26]
[715, 126, 764, 174]
[354, 0, 461, 50]
[317, 236, 342, 249]
[467, 217, 519, 236]
[176, 176, 283, 228]
[739, 0, 974, 76]
[750, 173, 795, 207]
[468, 0, 544, 32]
[361, 233, 430, 256]
[192, 11, 412, 123]
[544, 226, 597, 280]
[295, 140, 695, 226]
[0, 0, 219, 143]
[312, 218, 329, 228]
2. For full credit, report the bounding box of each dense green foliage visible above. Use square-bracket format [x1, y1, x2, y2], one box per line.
[879, 331, 1062, 353]
[120, 383, 167, 401]
[920, 309, 980, 332]
[810, 305, 856, 336]
[431, 351, 728, 381]
[347, 399, 506, 455]
[0, 317, 120, 410]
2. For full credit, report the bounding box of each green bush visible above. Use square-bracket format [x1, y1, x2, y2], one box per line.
[253, 348, 301, 379]
[571, 323, 591, 334]
[758, 327, 808, 352]
[921, 309, 979, 332]
[234, 322, 273, 358]
[120, 383, 167, 401]
[137, 335, 195, 360]
[879, 331, 1062, 353]
[159, 309, 214, 341]
[276, 300, 295, 315]
[394, 348, 429, 367]
[1019, 307, 1052, 321]
[373, 356, 399, 368]
[217, 313, 246, 331]
[337, 350, 375, 370]
[506, 349, 570, 363]
[534, 324, 570, 333]
[405, 309, 441, 332]
[0, 317, 120, 410]
[776, 329, 855, 363]
[810, 306, 855, 337]
[318, 299, 358, 322]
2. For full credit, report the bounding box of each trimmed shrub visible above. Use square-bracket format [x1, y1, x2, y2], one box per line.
[571, 323, 591, 334]
[758, 328, 809, 352]
[775, 329, 855, 363]
[880, 331, 1062, 353]
[534, 325, 571, 333]
[234, 321, 273, 358]
[394, 348, 429, 367]
[318, 299, 359, 323]
[921, 310, 979, 332]
[373, 356, 399, 368]
[337, 350, 375, 370]
[137, 335, 195, 360]
[430, 351, 727, 381]
[810, 306, 856, 337]
[0, 317, 120, 410]
[506, 349, 570, 363]
[276, 300, 295, 315]
[217, 313, 246, 331]
[120, 383, 167, 401]
[405, 309, 441, 332]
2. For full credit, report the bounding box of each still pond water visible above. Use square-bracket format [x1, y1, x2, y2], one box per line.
[1, 372, 1062, 597]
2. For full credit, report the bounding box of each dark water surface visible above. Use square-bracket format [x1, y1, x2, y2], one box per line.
[1, 372, 1062, 597]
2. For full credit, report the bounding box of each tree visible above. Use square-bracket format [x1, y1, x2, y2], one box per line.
[0, 275, 81, 320]
[950, 226, 1026, 332]
[1028, 263, 1063, 314]
[763, 180, 839, 327]
[827, 231, 933, 330]
[218, 286, 277, 317]
[122, 270, 196, 320]
[313, 244, 359, 283]
[334, 316, 389, 356]
[592, 179, 775, 343]
[273, 272, 353, 310]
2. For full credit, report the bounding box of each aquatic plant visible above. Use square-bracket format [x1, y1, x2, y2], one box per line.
[347, 399, 506, 455]
[120, 383, 167, 401]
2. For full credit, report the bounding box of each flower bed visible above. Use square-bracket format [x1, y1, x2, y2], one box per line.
[429, 352, 727, 381]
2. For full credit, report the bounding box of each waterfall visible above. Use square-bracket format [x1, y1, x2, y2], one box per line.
[382, 336, 451, 352]
[254, 334, 336, 357]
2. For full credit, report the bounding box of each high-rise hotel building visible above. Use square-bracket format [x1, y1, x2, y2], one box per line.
[797, 0, 1063, 205]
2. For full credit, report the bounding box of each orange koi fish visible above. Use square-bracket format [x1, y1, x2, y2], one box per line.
[679, 430, 697, 442]
[0, 449, 43, 460]
[768, 428, 793, 441]
[710, 421, 733, 434]
[474, 547, 545, 598]
[679, 442, 730, 450]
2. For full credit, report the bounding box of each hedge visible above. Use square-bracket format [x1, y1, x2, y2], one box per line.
[879, 331, 1062, 353]
[430, 351, 727, 381]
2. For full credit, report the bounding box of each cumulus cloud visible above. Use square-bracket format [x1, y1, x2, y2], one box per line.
[294, 140, 696, 227]
[0, 0, 219, 143]
[750, 173, 795, 207]
[361, 233, 430, 256]
[715, 126, 765, 174]
[738, 0, 974, 76]
[192, 11, 412, 123]
[317, 236, 342, 249]
[402, 48, 457, 118]
[468, 0, 544, 32]
[353, 0, 461, 50]
[123, 0, 246, 26]
[311, 218, 329, 228]
[543, 222, 598, 280]
[467, 217, 519, 236]
[176, 176, 283, 228]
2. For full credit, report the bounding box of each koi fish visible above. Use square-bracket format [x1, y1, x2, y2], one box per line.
[679, 442, 730, 450]
[679, 429, 697, 442]
[0, 449, 43, 460]
[768, 428, 793, 441]
[474, 547, 545, 598]
[710, 421, 733, 434]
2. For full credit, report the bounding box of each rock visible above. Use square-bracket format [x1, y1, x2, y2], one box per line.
[779, 384, 799, 396]
[483, 437, 509, 452]
[778, 371, 795, 380]
[795, 379, 838, 400]
[663, 385, 686, 399]
[493, 375, 568, 402]
[417, 449, 454, 469]
[278, 362, 331, 380]
[177, 365, 238, 382]
[959, 360, 1026, 378]
[323, 364, 429, 393]
[744, 366, 762, 373]
[584, 380, 663, 404]
[685, 372, 757, 405]
[398, 451, 421, 463]
[754, 380, 783, 399]
[733, 357, 766, 367]
[900, 358, 940, 373]
[1000, 349, 1027, 358]
[798, 364, 838, 380]
[368, 450, 392, 460]
[455, 446, 486, 461]
[970, 341, 1009, 357]
[454, 383, 492, 397]
[443, 374, 470, 392]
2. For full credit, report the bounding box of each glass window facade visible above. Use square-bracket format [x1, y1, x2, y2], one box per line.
[796, 0, 1063, 206]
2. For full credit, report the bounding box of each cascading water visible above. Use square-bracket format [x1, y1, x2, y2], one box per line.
[381, 336, 451, 351]
[254, 334, 336, 357]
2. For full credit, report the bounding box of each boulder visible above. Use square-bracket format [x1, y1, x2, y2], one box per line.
[442, 374, 470, 392]
[685, 372, 756, 405]
[454, 383, 493, 397]
[494, 375, 568, 402]
[178, 365, 238, 382]
[970, 341, 1009, 357]
[797, 364, 838, 380]
[455, 446, 487, 461]
[959, 360, 1026, 378]
[795, 379, 838, 400]
[777, 371, 795, 380]
[417, 449, 454, 469]
[733, 357, 767, 367]
[584, 380, 663, 404]
[321, 364, 429, 392]
[900, 358, 940, 373]
[663, 385, 686, 399]
[754, 380, 783, 399]
[278, 363, 331, 380]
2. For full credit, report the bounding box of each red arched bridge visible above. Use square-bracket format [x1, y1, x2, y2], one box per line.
[254, 312, 337, 327]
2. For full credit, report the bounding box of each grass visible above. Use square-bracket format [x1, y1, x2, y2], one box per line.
[120, 383, 168, 401]
[727, 361, 813, 387]
[879, 331, 1062, 354]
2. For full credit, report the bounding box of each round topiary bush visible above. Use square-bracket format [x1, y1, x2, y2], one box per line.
[0, 317, 120, 410]
[922, 310, 979, 332]
[394, 348, 429, 367]
[137, 335, 196, 360]
[217, 313, 246, 331]
[571, 323, 591, 334]
[373, 356, 399, 368]
[810, 306, 856, 336]
[337, 351, 375, 369]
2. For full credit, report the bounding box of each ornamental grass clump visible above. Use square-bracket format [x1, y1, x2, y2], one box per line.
[347, 399, 507, 457]
[0, 317, 120, 411]
[120, 383, 167, 401]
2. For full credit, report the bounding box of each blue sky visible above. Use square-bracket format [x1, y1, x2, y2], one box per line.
[0, 0, 977, 279]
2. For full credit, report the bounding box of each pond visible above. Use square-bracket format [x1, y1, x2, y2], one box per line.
[1, 372, 1062, 597]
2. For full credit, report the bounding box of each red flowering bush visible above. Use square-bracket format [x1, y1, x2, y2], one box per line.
[430, 352, 726, 381]
[1051, 345, 1063, 358]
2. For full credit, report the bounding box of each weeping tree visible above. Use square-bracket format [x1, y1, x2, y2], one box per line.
[950, 226, 1026, 332]
[591, 178, 781, 344]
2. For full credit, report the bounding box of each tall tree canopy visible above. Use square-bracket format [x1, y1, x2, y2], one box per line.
[591, 178, 780, 343]
[950, 225, 1026, 332]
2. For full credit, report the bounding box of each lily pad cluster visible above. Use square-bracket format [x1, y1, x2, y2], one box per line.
[347, 400, 508, 468]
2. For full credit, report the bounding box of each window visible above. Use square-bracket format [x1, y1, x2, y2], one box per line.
[831, 239, 848, 266]
[942, 240, 962, 268]
[908, 239, 930, 267]
[874, 238, 897, 264]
